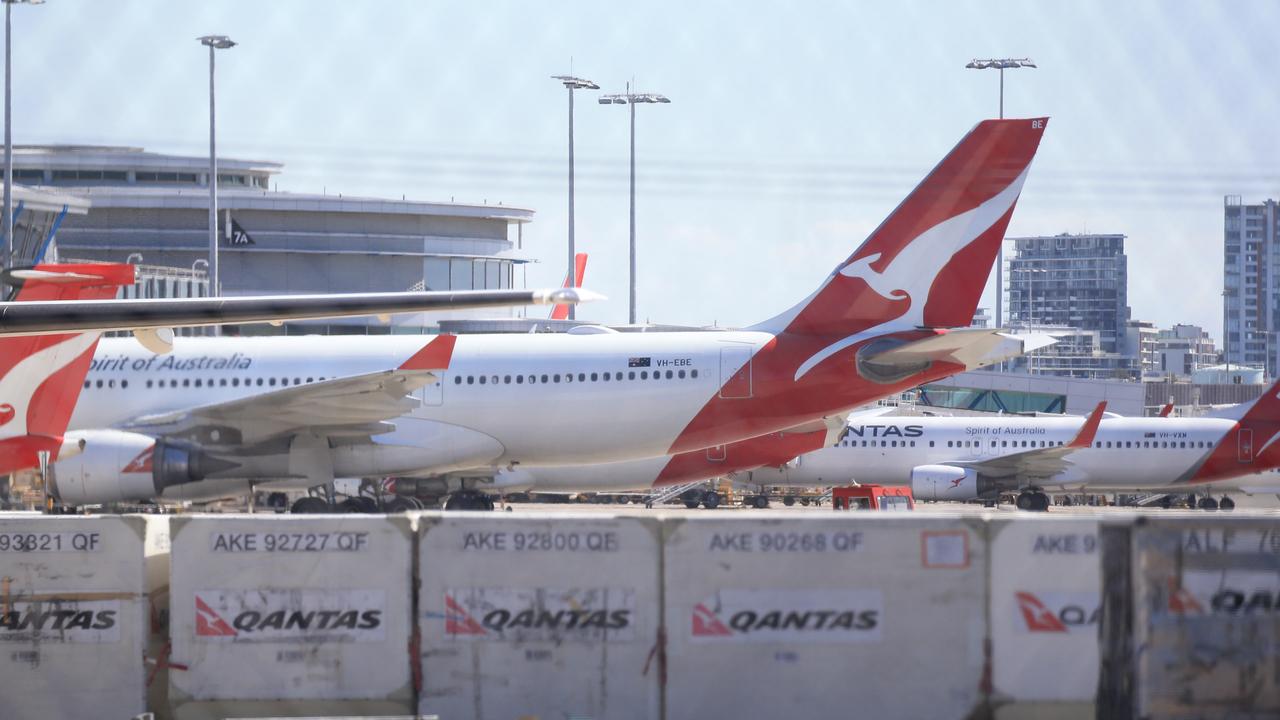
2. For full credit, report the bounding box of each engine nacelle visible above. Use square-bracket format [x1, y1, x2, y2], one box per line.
[910, 464, 992, 501]
[51, 430, 209, 505]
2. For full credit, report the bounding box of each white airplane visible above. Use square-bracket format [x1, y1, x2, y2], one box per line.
[0, 261, 597, 483]
[51, 117, 1051, 512]
[745, 381, 1280, 511]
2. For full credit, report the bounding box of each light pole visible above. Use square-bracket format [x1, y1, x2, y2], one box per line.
[599, 83, 669, 325]
[1014, 266, 1046, 373]
[199, 35, 235, 298]
[3, 0, 42, 277]
[965, 57, 1035, 333]
[551, 74, 598, 320]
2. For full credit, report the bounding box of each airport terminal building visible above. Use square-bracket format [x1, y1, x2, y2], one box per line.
[13, 145, 534, 333]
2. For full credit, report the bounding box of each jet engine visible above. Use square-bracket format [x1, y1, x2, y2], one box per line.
[51, 430, 222, 505]
[910, 464, 993, 501]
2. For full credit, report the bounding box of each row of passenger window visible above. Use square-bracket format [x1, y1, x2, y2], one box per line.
[454, 368, 699, 386]
[83, 376, 332, 390]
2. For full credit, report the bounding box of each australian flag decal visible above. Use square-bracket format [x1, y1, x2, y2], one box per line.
[628, 357, 651, 368]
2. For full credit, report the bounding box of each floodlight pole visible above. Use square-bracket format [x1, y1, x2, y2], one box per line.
[199, 35, 236, 299]
[965, 57, 1035, 332]
[3, 1, 11, 274]
[552, 75, 598, 320]
[600, 84, 669, 324]
[3, 0, 42, 275]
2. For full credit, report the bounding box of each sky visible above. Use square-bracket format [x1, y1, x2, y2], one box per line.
[14, 1, 1280, 337]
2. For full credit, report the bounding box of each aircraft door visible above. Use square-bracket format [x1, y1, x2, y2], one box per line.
[1238, 428, 1254, 463]
[419, 372, 445, 406]
[719, 346, 753, 399]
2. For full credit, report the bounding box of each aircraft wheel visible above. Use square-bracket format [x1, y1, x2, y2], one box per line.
[752, 495, 770, 509]
[1197, 496, 1219, 511]
[1015, 492, 1035, 511]
[617, 495, 631, 505]
[702, 492, 720, 509]
[266, 492, 289, 510]
[799, 497, 811, 506]
[783, 495, 796, 507]
[1220, 496, 1235, 511]
[1031, 492, 1051, 512]
[291, 496, 330, 514]
[383, 496, 416, 513]
[683, 500, 700, 509]
[1158, 496, 1173, 509]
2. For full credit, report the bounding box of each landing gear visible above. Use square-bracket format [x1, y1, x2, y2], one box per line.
[1016, 491, 1051, 512]
[1197, 496, 1219, 511]
[290, 496, 330, 514]
[339, 496, 379, 514]
[681, 488, 702, 509]
[800, 496, 811, 506]
[702, 491, 721, 509]
[445, 490, 494, 511]
[783, 495, 796, 507]
[1220, 496, 1235, 511]
[266, 492, 289, 511]
[382, 496, 419, 513]
[749, 495, 770, 509]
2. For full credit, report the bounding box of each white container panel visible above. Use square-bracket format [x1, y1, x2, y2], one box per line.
[0, 515, 147, 720]
[418, 512, 661, 720]
[989, 517, 1100, 718]
[168, 515, 414, 708]
[663, 514, 987, 720]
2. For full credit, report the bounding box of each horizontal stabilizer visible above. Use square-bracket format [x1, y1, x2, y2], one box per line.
[862, 328, 1056, 372]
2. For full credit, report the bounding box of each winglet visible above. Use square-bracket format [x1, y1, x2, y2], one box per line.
[1067, 401, 1107, 448]
[399, 334, 458, 371]
[1159, 402, 1173, 418]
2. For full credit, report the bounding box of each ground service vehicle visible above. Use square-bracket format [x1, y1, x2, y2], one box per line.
[832, 485, 915, 511]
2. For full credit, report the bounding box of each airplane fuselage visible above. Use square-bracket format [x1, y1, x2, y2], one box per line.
[750, 416, 1257, 492]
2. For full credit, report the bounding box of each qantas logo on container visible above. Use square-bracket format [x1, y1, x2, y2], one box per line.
[1014, 591, 1100, 633]
[691, 589, 882, 643]
[193, 590, 385, 641]
[0, 599, 121, 643]
[438, 587, 636, 643]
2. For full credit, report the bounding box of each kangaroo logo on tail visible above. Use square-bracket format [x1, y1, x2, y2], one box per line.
[794, 164, 1032, 380]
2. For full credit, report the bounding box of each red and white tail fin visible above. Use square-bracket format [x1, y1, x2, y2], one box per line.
[549, 253, 587, 321]
[1184, 378, 1280, 484]
[753, 118, 1047, 350]
[0, 262, 134, 473]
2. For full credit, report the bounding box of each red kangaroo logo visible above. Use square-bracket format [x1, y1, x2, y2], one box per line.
[949, 477, 964, 489]
[0, 404, 15, 427]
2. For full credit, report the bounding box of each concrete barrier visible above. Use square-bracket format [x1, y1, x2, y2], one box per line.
[0, 514, 147, 720]
[1101, 515, 1280, 718]
[417, 513, 662, 720]
[167, 515, 415, 720]
[662, 514, 987, 720]
[988, 517, 1100, 718]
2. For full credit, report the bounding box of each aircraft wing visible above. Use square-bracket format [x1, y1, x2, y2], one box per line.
[863, 327, 1057, 372]
[944, 401, 1106, 481]
[121, 334, 458, 445]
[0, 280, 600, 337]
[122, 368, 436, 445]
